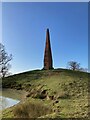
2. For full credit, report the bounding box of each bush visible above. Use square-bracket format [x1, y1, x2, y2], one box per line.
[13, 101, 52, 118]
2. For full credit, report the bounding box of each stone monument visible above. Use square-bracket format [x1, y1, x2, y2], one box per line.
[43, 28, 53, 70]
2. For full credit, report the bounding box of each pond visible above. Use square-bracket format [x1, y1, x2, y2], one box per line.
[0, 96, 20, 110]
[0, 89, 26, 110]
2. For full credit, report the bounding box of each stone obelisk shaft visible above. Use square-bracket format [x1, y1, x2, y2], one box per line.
[44, 29, 53, 70]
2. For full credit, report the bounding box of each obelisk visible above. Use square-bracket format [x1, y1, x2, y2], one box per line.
[43, 28, 53, 70]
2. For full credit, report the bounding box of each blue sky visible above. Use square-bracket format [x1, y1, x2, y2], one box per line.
[2, 2, 88, 74]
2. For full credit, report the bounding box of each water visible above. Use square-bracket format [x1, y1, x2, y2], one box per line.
[0, 89, 26, 110]
[0, 96, 20, 110]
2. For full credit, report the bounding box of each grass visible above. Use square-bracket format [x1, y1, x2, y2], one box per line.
[1, 68, 90, 118]
[13, 99, 52, 118]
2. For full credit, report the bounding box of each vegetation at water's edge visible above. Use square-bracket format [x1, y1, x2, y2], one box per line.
[1, 68, 90, 118]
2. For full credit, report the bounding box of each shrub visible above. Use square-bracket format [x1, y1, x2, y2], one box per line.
[13, 101, 52, 118]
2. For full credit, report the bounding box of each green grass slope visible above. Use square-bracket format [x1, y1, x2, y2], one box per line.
[2, 69, 90, 118]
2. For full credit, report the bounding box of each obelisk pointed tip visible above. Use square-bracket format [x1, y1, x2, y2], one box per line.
[47, 28, 49, 32]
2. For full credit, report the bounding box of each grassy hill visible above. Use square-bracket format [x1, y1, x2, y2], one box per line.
[2, 68, 90, 118]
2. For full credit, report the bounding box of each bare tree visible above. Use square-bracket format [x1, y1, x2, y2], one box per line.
[0, 43, 12, 78]
[67, 61, 80, 71]
[67, 61, 88, 72]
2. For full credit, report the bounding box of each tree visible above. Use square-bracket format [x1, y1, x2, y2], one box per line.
[0, 43, 12, 78]
[67, 61, 88, 72]
[67, 61, 80, 71]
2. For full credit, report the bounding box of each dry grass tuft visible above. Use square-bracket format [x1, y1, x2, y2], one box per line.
[13, 101, 52, 118]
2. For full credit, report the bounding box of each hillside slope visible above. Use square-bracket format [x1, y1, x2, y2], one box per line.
[2, 69, 90, 118]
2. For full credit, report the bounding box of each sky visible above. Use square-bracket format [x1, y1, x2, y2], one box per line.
[2, 2, 88, 74]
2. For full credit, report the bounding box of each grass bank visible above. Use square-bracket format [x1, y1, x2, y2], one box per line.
[2, 68, 90, 118]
